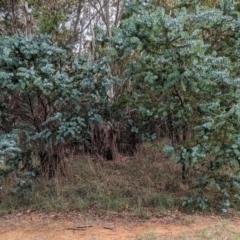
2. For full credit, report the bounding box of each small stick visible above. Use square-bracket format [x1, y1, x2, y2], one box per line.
[66, 225, 94, 230]
[123, 226, 131, 231]
[103, 226, 115, 231]
[76, 225, 94, 228]
[66, 228, 85, 231]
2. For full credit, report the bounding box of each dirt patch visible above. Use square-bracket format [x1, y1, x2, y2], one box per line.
[1, 212, 240, 240]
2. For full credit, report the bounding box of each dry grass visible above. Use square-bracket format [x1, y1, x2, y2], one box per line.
[136, 218, 240, 240]
[1, 139, 237, 215]
[0, 141, 186, 216]
[166, 220, 240, 240]
[138, 231, 159, 240]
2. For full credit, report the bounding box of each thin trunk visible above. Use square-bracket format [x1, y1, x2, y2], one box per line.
[10, 0, 20, 35]
[71, 0, 83, 45]
[90, 21, 95, 59]
[104, 0, 111, 37]
[114, 0, 122, 27]
[22, 0, 32, 36]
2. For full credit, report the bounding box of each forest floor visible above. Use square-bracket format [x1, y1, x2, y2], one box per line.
[1, 211, 240, 240]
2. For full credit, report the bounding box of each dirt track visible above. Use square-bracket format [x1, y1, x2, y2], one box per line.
[1, 212, 240, 240]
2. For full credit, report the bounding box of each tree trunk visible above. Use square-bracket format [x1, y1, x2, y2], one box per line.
[39, 151, 66, 179]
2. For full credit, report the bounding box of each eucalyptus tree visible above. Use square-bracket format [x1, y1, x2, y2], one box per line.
[111, 0, 240, 211]
[0, 0, 123, 50]
[0, 0, 23, 36]
[0, 35, 115, 178]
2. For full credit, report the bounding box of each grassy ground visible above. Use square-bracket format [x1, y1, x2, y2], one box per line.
[0, 141, 187, 216]
[138, 220, 240, 240]
[1, 140, 238, 217]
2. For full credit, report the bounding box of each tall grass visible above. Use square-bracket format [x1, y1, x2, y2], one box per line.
[0, 141, 186, 216]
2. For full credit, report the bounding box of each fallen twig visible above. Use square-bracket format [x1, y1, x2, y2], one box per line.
[123, 226, 131, 231]
[66, 225, 94, 230]
[66, 228, 85, 231]
[103, 226, 115, 231]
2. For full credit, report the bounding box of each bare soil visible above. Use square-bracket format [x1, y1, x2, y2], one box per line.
[1, 211, 240, 240]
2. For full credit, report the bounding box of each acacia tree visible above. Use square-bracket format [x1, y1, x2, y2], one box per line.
[111, 0, 240, 211]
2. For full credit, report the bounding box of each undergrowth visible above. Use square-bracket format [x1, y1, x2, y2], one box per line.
[0, 142, 185, 216]
[0, 141, 229, 216]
